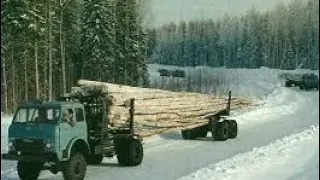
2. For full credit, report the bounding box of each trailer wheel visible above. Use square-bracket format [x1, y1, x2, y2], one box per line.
[227, 120, 238, 139]
[17, 161, 42, 180]
[285, 81, 291, 87]
[117, 138, 143, 166]
[182, 125, 207, 140]
[197, 129, 208, 138]
[196, 125, 208, 138]
[300, 84, 304, 90]
[87, 155, 103, 165]
[63, 152, 87, 180]
[214, 121, 229, 141]
[181, 129, 197, 140]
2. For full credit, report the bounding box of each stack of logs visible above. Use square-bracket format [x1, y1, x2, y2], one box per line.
[75, 80, 256, 137]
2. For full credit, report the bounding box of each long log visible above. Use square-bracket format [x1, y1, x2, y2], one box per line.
[76, 79, 256, 137]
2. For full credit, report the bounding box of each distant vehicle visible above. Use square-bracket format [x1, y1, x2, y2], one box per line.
[158, 69, 185, 78]
[172, 70, 185, 78]
[158, 69, 170, 77]
[285, 73, 319, 90]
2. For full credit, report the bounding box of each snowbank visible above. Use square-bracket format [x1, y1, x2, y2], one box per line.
[178, 125, 319, 180]
[231, 87, 307, 128]
[1, 115, 13, 154]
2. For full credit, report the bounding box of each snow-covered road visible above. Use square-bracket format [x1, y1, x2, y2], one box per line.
[1, 87, 319, 180]
[179, 125, 319, 180]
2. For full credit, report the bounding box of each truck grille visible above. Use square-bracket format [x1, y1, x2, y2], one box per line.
[14, 139, 45, 153]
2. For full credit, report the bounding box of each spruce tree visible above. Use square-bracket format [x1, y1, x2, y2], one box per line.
[80, 0, 116, 82]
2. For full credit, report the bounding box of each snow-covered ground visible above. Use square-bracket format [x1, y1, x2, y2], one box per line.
[1, 66, 319, 180]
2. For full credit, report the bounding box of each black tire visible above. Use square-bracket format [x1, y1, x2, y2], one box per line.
[285, 81, 291, 87]
[197, 129, 208, 138]
[182, 125, 207, 139]
[196, 124, 208, 138]
[117, 139, 143, 166]
[214, 121, 230, 141]
[181, 129, 197, 140]
[63, 153, 87, 180]
[228, 120, 238, 139]
[17, 161, 42, 180]
[87, 155, 103, 165]
[300, 84, 305, 90]
[128, 139, 143, 166]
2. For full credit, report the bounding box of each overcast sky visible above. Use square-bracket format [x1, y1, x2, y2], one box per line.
[146, 0, 295, 28]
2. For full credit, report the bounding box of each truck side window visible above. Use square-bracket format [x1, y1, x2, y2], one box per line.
[76, 108, 84, 122]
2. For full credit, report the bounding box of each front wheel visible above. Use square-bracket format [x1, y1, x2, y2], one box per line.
[17, 161, 42, 180]
[63, 153, 87, 180]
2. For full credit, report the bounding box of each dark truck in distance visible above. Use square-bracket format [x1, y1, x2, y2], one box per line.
[284, 73, 319, 90]
[2, 92, 143, 180]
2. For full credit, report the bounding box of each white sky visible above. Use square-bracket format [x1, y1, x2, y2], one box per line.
[146, 0, 295, 28]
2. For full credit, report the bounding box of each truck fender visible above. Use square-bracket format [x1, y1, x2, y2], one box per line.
[63, 137, 90, 160]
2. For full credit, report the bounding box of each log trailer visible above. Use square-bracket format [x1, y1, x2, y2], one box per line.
[2, 80, 242, 180]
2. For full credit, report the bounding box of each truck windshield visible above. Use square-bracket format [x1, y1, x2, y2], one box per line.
[12, 107, 61, 124]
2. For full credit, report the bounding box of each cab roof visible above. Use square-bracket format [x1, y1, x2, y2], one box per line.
[18, 100, 83, 108]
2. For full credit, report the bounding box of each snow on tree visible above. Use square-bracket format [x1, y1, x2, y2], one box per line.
[80, 0, 116, 82]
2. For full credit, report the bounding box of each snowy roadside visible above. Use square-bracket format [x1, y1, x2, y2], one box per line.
[178, 125, 319, 180]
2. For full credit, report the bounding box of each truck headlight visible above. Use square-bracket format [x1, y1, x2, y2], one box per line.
[43, 140, 54, 152]
[8, 139, 15, 152]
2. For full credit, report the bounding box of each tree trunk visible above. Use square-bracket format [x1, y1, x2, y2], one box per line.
[35, 40, 40, 99]
[48, 2, 53, 100]
[2, 56, 8, 114]
[43, 0, 49, 100]
[11, 47, 16, 111]
[60, 1, 67, 95]
[24, 49, 28, 100]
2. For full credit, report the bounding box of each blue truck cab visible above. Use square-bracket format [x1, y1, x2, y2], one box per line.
[2, 101, 91, 179]
[2, 91, 144, 180]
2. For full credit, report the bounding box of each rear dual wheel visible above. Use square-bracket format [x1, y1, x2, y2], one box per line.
[214, 120, 238, 141]
[116, 139, 143, 166]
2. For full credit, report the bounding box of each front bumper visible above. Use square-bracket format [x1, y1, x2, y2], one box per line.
[2, 152, 57, 162]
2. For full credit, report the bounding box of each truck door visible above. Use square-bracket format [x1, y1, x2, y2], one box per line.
[59, 107, 77, 151]
[74, 107, 87, 141]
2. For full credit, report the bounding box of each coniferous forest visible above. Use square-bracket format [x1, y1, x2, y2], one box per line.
[149, 0, 319, 70]
[1, 0, 150, 113]
[1, 0, 319, 113]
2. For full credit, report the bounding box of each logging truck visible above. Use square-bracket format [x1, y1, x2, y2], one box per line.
[2, 80, 252, 180]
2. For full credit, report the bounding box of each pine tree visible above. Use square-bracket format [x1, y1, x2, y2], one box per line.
[80, 0, 116, 82]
